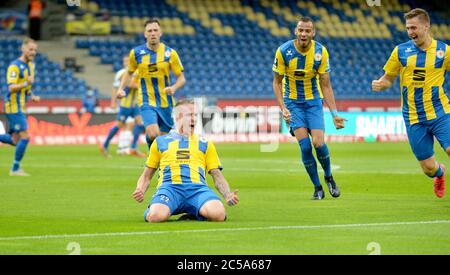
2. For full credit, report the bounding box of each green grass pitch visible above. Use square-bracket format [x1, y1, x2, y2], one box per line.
[0, 142, 449, 254]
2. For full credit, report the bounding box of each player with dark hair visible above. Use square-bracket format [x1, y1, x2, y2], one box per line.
[273, 17, 346, 200]
[117, 19, 186, 150]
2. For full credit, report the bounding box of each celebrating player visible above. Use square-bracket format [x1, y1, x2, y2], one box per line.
[372, 8, 450, 198]
[0, 37, 40, 176]
[117, 19, 185, 149]
[101, 56, 145, 158]
[273, 17, 346, 200]
[133, 99, 239, 222]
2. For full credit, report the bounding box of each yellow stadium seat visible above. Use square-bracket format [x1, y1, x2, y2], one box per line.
[297, 1, 307, 9]
[258, 20, 269, 29]
[185, 25, 195, 35]
[223, 26, 234, 36]
[87, 2, 99, 13]
[201, 19, 212, 28]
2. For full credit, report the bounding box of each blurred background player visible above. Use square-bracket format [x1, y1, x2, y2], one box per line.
[133, 99, 239, 222]
[273, 17, 346, 200]
[117, 18, 186, 150]
[0, 37, 40, 176]
[372, 8, 450, 198]
[81, 87, 99, 114]
[101, 56, 146, 158]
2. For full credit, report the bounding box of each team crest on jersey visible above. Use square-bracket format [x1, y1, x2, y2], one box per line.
[14, 124, 20, 130]
[164, 50, 171, 58]
[10, 71, 17, 79]
[314, 53, 322, 61]
[436, 49, 444, 59]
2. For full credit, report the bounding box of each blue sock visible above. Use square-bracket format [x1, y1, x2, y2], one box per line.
[131, 124, 145, 149]
[315, 143, 332, 178]
[0, 134, 14, 145]
[103, 125, 119, 149]
[432, 165, 443, 178]
[299, 138, 321, 188]
[12, 138, 29, 171]
[146, 135, 154, 149]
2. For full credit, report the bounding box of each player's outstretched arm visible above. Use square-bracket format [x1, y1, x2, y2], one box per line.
[133, 166, 157, 203]
[117, 71, 133, 99]
[372, 74, 397, 92]
[209, 168, 239, 206]
[164, 72, 186, 96]
[9, 80, 33, 93]
[319, 73, 346, 129]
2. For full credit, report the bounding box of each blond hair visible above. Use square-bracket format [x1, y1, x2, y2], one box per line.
[22, 37, 36, 46]
[174, 99, 194, 116]
[404, 8, 430, 24]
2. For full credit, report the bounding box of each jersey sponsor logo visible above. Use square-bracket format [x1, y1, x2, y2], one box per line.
[293, 69, 306, 79]
[436, 49, 444, 59]
[412, 69, 426, 81]
[148, 63, 158, 73]
[9, 71, 17, 79]
[286, 49, 293, 56]
[139, 50, 146, 55]
[405, 47, 413, 53]
[176, 150, 190, 160]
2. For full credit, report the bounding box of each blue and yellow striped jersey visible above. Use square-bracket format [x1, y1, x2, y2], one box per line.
[146, 131, 222, 188]
[128, 43, 184, 109]
[4, 59, 34, 114]
[273, 40, 330, 102]
[120, 86, 138, 108]
[384, 39, 450, 125]
[113, 69, 138, 108]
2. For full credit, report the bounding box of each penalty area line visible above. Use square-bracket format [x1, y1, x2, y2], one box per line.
[0, 220, 449, 241]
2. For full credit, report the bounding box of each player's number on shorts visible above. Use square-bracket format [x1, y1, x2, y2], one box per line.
[67, 242, 81, 255]
[159, 195, 169, 203]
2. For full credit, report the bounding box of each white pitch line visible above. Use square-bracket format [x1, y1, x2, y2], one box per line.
[0, 220, 449, 242]
[0, 163, 422, 174]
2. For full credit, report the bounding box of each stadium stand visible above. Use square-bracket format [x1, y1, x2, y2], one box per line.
[0, 38, 92, 99]
[72, 0, 449, 100]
